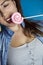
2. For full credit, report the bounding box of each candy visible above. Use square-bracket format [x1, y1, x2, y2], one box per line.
[11, 12, 23, 24]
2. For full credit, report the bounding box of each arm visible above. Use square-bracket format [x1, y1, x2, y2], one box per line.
[0, 25, 14, 65]
[41, 45, 43, 65]
[0, 37, 2, 65]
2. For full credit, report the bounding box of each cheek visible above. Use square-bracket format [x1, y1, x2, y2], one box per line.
[5, 5, 17, 16]
[9, 3, 17, 11]
[11, 5, 17, 12]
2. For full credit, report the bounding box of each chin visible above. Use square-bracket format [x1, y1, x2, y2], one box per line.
[8, 24, 19, 32]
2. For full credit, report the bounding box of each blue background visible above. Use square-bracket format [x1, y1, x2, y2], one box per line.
[21, 0, 43, 20]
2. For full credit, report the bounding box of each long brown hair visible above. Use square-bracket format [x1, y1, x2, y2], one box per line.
[13, 0, 43, 37]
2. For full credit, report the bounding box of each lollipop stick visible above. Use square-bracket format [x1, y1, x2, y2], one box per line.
[23, 14, 43, 19]
[7, 14, 43, 21]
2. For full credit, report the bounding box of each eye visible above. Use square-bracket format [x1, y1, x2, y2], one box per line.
[3, 4, 9, 8]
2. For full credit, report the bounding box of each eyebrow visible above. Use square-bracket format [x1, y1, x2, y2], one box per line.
[1, 0, 9, 5]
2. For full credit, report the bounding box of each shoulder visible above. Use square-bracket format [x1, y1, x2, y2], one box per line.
[0, 25, 14, 43]
[34, 38, 43, 56]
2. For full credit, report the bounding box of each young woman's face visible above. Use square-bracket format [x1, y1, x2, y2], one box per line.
[0, 0, 18, 27]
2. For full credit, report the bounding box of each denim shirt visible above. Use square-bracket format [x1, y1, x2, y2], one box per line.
[0, 25, 14, 65]
[0, 21, 43, 65]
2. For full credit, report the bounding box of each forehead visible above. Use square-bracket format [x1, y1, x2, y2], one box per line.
[0, 0, 6, 2]
[0, 0, 10, 4]
[0, 0, 5, 3]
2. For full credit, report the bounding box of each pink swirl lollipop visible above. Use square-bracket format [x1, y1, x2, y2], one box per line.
[11, 12, 23, 24]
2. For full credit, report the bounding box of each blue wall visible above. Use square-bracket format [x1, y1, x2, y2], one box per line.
[21, 0, 43, 20]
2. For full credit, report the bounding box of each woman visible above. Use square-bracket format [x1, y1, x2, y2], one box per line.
[0, 0, 43, 65]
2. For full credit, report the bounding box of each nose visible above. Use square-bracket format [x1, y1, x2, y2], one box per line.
[0, 6, 8, 18]
[0, 6, 12, 20]
[0, 8, 9, 21]
[0, 7, 5, 17]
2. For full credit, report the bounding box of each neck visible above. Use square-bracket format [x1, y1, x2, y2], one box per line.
[10, 25, 35, 47]
[8, 24, 23, 33]
[14, 25, 24, 36]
